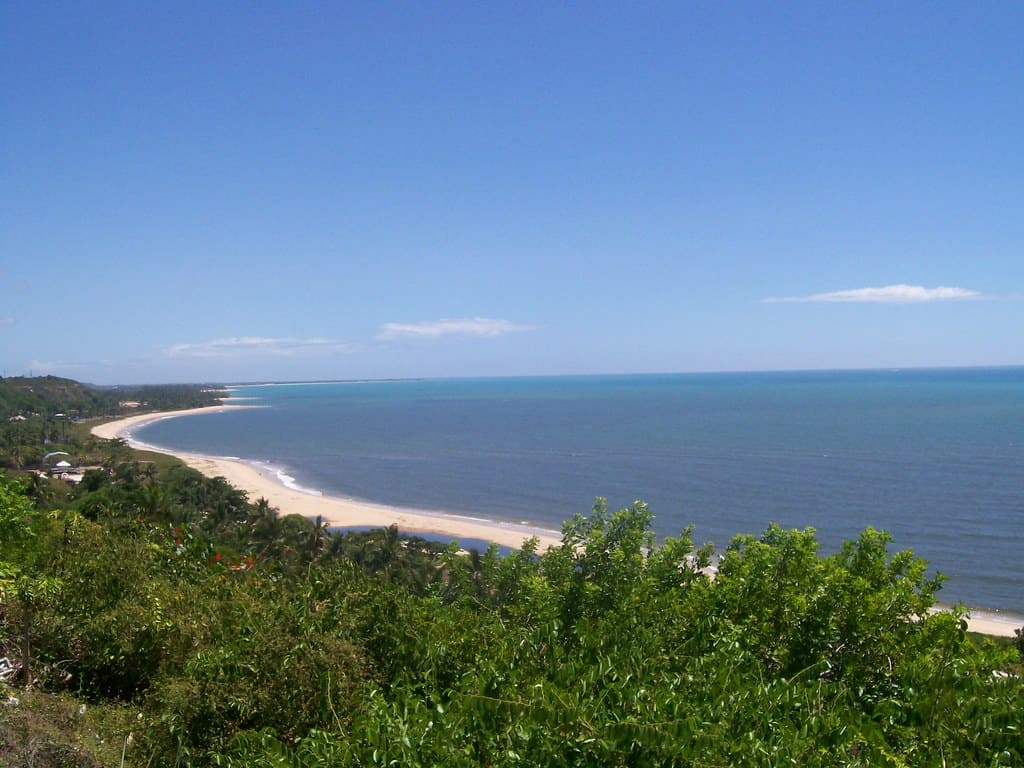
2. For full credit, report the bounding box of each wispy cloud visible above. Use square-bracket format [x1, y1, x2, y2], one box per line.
[762, 284, 982, 304]
[0, 316, 14, 326]
[165, 336, 353, 358]
[378, 317, 536, 340]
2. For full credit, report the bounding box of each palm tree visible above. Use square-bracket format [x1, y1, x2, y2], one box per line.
[372, 524, 402, 574]
[305, 514, 330, 559]
[251, 497, 281, 542]
[141, 483, 170, 520]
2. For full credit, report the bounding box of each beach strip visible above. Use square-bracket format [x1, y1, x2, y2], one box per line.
[954, 610, 1021, 639]
[91, 407, 1018, 637]
[91, 406, 563, 551]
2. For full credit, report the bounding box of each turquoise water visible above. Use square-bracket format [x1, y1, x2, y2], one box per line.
[136, 369, 1024, 616]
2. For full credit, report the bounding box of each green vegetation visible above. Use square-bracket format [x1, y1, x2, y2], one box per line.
[0, 376, 224, 470]
[1, 379, 1022, 766]
[3, 474, 1022, 767]
[0, 376, 223, 420]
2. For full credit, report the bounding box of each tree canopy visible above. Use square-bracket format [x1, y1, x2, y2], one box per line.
[1, 473, 1021, 767]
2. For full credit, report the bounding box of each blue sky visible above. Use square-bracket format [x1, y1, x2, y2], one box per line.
[3, 2, 1022, 384]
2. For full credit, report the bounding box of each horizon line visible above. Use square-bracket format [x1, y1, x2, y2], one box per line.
[133, 362, 1024, 389]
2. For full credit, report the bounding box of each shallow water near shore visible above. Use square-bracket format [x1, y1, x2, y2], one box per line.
[136, 368, 1024, 618]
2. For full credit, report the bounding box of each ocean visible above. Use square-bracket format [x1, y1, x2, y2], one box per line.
[135, 368, 1024, 617]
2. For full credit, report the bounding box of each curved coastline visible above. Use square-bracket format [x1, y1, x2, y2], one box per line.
[91, 407, 1019, 637]
[91, 406, 563, 552]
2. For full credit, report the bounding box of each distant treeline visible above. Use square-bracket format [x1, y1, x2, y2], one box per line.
[0, 375, 224, 419]
[0, 376, 224, 470]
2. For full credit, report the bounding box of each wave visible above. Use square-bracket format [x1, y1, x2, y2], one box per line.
[246, 460, 324, 497]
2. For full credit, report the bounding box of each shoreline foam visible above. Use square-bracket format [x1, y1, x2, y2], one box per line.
[90, 406, 1019, 637]
[91, 406, 563, 551]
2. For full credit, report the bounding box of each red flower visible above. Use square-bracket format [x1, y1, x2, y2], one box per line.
[213, 552, 221, 562]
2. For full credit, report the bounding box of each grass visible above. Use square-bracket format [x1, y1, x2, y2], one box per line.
[0, 686, 140, 768]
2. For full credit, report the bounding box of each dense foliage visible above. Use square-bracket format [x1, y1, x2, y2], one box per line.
[1, 378, 1021, 766]
[0, 376, 222, 420]
[2, 468, 1022, 767]
[0, 377, 112, 419]
[0, 376, 223, 469]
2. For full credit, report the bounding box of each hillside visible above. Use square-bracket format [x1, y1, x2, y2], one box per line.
[0, 376, 225, 419]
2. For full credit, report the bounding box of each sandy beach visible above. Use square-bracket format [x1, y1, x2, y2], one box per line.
[91, 406, 1018, 637]
[91, 405, 563, 551]
[953, 610, 1021, 639]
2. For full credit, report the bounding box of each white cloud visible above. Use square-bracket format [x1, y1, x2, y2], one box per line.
[0, 316, 14, 326]
[378, 317, 536, 340]
[763, 284, 982, 304]
[165, 336, 353, 358]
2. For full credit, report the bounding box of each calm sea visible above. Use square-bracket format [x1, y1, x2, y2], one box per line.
[136, 369, 1024, 616]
